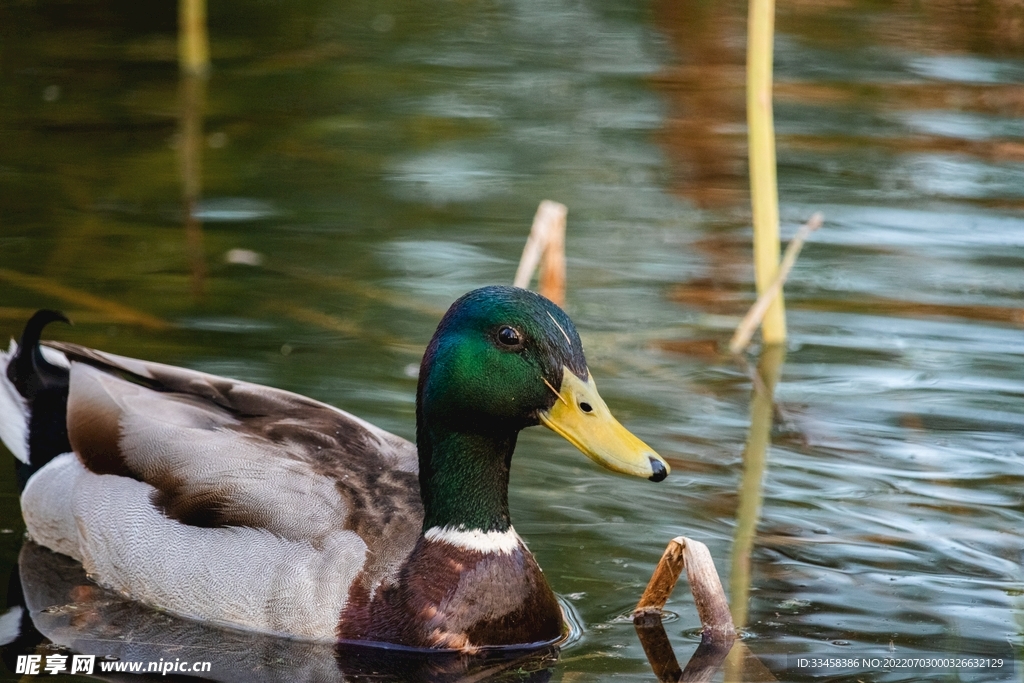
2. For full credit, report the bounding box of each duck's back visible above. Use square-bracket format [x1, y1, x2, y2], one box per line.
[5, 340, 423, 640]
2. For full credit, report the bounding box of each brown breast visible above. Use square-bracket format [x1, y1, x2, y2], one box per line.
[338, 535, 563, 651]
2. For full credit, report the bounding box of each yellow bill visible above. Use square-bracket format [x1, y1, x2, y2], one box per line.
[538, 367, 669, 481]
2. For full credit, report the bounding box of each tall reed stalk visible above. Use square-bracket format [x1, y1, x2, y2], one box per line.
[178, 0, 210, 298]
[179, 0, 210, 76]
[746, 0, 785, 344]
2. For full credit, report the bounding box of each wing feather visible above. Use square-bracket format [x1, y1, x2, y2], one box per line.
[45, 342, 422, 581]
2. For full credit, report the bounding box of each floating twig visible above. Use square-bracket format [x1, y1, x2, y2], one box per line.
[729, 212, 823, 354]
[514, 200, 567, 307]
[634, 536, 735, 643]
[634, 537, 735, 682]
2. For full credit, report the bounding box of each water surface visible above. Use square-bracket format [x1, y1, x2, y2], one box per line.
[1, 0, 1023, 680]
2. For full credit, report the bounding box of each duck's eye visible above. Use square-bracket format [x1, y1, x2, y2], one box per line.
[497, 326, 522, 347]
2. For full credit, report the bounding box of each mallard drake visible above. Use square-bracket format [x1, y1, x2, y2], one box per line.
[0, 286, 668, 651]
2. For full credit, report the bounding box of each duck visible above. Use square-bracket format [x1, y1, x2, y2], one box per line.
[0, 285, 669, 652]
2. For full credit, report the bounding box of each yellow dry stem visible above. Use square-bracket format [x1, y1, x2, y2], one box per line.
[179, 0, 210, 76]
[747, 0, 785, 344]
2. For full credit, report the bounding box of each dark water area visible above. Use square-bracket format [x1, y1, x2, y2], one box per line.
[1, 0, 1023, 681]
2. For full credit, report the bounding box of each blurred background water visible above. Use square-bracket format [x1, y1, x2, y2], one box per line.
[1, 0, 1024, 681]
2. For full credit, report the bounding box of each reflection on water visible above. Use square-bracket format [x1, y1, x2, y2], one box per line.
[2, 0, 1024, 681]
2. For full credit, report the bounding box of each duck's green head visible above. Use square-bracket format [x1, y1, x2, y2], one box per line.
[417, 286, 669, 484]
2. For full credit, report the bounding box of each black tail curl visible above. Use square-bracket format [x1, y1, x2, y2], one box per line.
[8, 310, 72, 489]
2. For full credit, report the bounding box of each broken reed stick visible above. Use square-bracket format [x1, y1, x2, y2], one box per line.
[633, 537, 736, 644]
[513, 200, 567, 307]
[728, 212, 823, 354]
